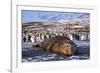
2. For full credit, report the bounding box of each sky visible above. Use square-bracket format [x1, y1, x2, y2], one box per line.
[22, 10, 90, 23]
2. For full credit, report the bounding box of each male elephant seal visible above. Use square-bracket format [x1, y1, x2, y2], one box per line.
[39, 36, 77, 56]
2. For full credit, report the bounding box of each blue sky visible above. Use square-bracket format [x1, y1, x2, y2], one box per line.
[22, 10, 90, 23]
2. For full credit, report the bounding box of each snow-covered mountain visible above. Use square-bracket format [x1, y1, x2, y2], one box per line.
[58, 18, 89, 25]
[22, 10, 90, 23]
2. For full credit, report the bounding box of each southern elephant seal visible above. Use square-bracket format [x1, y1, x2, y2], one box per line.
[39, 36, 77, 56]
